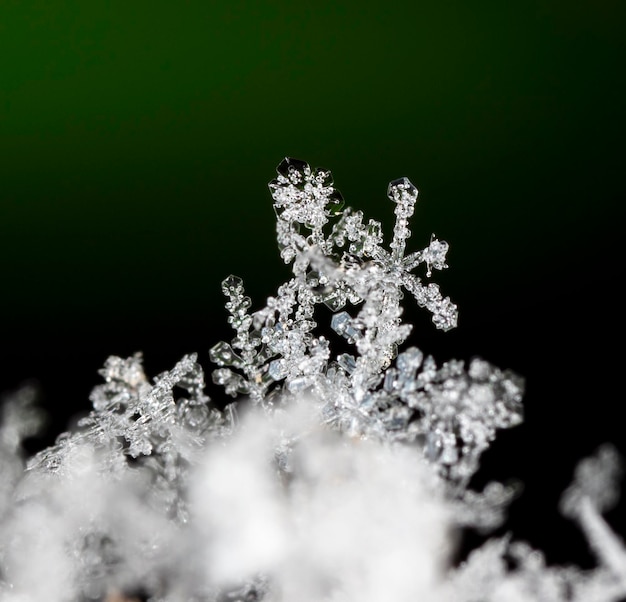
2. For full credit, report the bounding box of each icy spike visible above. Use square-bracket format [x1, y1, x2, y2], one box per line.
[387, 177, 418, 204]
[388, 177, 418, 261]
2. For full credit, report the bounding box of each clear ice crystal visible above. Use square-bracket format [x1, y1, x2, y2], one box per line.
[330, 310, 362, 342]
[270, 157, 344, 235]
[206, 159, 515, 489]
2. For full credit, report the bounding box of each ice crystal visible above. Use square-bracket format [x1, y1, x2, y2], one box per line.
[0, 157, 624, 602]
[211, 158, 505, 489]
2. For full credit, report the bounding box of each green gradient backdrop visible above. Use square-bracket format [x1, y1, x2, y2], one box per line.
[1, 0, 625, 563]
[2, 1, 623, 318]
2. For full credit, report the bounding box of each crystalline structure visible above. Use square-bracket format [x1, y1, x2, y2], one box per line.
[210, 159, 508, 490]
[0, 157, 624, 602]
[211, 159, 458, 410]
[8, 353, 227, 601]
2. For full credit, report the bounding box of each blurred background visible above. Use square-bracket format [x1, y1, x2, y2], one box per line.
[1, 0, 624, 568]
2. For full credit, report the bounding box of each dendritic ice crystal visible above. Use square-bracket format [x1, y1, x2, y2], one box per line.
[0, 158, 625, 602]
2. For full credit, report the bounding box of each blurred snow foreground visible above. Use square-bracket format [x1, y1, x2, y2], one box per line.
[1, 158, 625, 601]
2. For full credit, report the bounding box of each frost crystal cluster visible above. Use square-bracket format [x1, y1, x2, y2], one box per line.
[0, 158, 624, 601]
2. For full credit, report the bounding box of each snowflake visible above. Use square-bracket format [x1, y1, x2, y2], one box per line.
[0, 156, 624, 602]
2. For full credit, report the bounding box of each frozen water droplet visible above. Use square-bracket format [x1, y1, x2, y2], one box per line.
[268, 359, 288, 381]
[177, 398, 210, 430]
[209, 341, 238, 366]
[331, 311, 351, 336]
[330, 313, 362, 343]
[313, 166, 333, 186]
[287, 375, 316, 394]
[425, 432, 443, 461]
[211, 367, 233, 386]
[396, 347, 424, 374]
[326, 190, 345, 215]
[387, 177, 418, 204]
[383, 368, 399, 393]
[337, 353, 357, 374]
[323, 292, 346, 311]
[222, 275, 243, 296]
[211, 368, 249, 397]
[276, 157, 310, 179]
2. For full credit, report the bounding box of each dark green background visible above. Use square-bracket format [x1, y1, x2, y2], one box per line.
[1, 0, 624, 565]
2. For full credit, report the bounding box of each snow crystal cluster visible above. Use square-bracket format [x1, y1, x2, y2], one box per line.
[0, 157, 624, 601]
